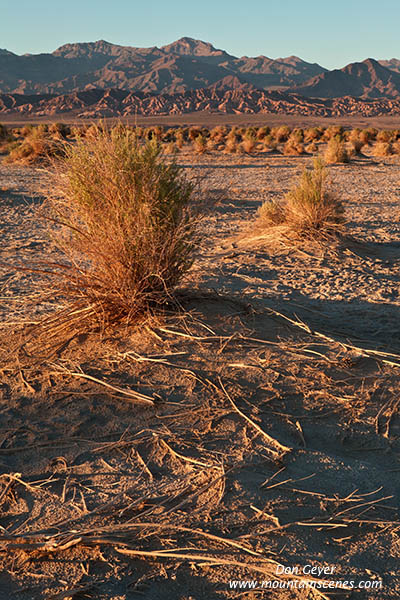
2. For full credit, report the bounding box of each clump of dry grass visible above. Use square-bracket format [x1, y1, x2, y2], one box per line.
[271, 125, 291, 142]
[224, 136, 238, 153]
[188, 127, 202, 141]
[376, 129, 393, 143]
[257, 159, 345, 238]
[272, 127, 287, 142]
[323, 125, 344, 141]
[193, 134, 207, 154]
[257, 126, 270, 140]
[324, 137, 350, 164]
[241, 131, 257, 154]
[257, 198, 285, 226]
[262, 134, 278, 152]
[0, 124, 18, 155]
[372, 141, 394, 157]
[359, 129, 373, 145]
[347, 129, 366, 154]
[305, 141, 318, 154]
[4, 127, 65, 165]
[165, 141, 178, 155]
[206, 138, 218, 151]
[392, 140, 400, 155]
[210, 125, 227, 144]
[42, 124, 197, 329]
[48, 122, 70, 139]
[304, 127, 323, 143]
[175, 129, 185, 148]
[282, 138, 305, 156]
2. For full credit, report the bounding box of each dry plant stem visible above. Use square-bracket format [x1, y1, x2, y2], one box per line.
[115, 548, 336, 598]
[49, 365, 155, 405]
[218, 376, 291, 456]
[265, 307, 400, 367]
[0, 529, 336, 597]
[158, 438, 219, 469]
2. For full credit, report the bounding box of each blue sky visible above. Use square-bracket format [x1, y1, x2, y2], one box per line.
[2, 0, 399, 69]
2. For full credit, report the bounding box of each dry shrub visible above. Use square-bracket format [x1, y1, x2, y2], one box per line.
[133, 126, 144, 139]
[257, 198, 285, 227]
[5, 128, 65, 165]
[0, 125, 17, 155]
[206, 138, 218, 151]
[347, 129, 365, 154]
[70, 126, 85, 139]
[347, 128, 359, 141]
[20, 125, 34, 137]
[392, 141, 400, 154]
[350, 139, 364, 154]
[224, 138, 237, 153]
[263, 135, 278, 151]
[162, 128, 175, 143]
[271, 125, 291, 142]
[49, 122, 70, 139]
[323, 126, 344, 141]
[189, 127, 202, 141]
[175, 130, 185, 148]
[43, 124, 197, 329]
[376, 130, 393, 143]
[359, 129, 372, 145]
[282, 139, 305, 156]
[210, 125, 227, 142]
[305, 142, 318, 154]
[0, 139, 19, 156]
[372, 141, 393, 157]
[227, 127, 238, 140]
[291, 128, 304, 143]
[241, 132, 257, 154]
[147, 125, 164, 141]
[257, 126, 270, 140]
[165, 141, 178, 155]
[83, 123, 103, 139]
[257, 159, 345, 238]
[324, 137, 350, 164]
[193, 134, 207, 154]
[304, 127, 322, 143]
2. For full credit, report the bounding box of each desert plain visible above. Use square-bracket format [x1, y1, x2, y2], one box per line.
[0, 125, 400, 600]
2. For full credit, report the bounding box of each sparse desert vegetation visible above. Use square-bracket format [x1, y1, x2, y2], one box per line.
[42, 125, 197, 332]
[3, 122, 400, 164]
[1, 119, 400, 599]
[257, 159, 345, 238]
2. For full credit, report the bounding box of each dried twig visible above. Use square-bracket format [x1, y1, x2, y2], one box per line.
[49, 365, 155, 405]
[218, 376, 291, 457]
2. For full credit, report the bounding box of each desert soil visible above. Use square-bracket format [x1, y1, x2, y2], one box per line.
[0, 148, 400, 599]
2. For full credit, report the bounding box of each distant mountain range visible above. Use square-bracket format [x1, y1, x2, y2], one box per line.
[293, 58, 400, 99]
[2, 38, 400, 117]
[0, 37, 328, 95]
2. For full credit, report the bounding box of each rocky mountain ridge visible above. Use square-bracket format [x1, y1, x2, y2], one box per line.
[2, 38, 400, 117]
[0, 37, 328, 95]
[294, 58, 400, 99]
[2, 85, 400, 119]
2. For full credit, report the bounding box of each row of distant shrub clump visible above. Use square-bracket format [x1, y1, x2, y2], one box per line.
[1, 122, 400, 165]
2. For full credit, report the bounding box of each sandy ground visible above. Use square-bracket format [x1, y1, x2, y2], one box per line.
[0, 148, 400, 599]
